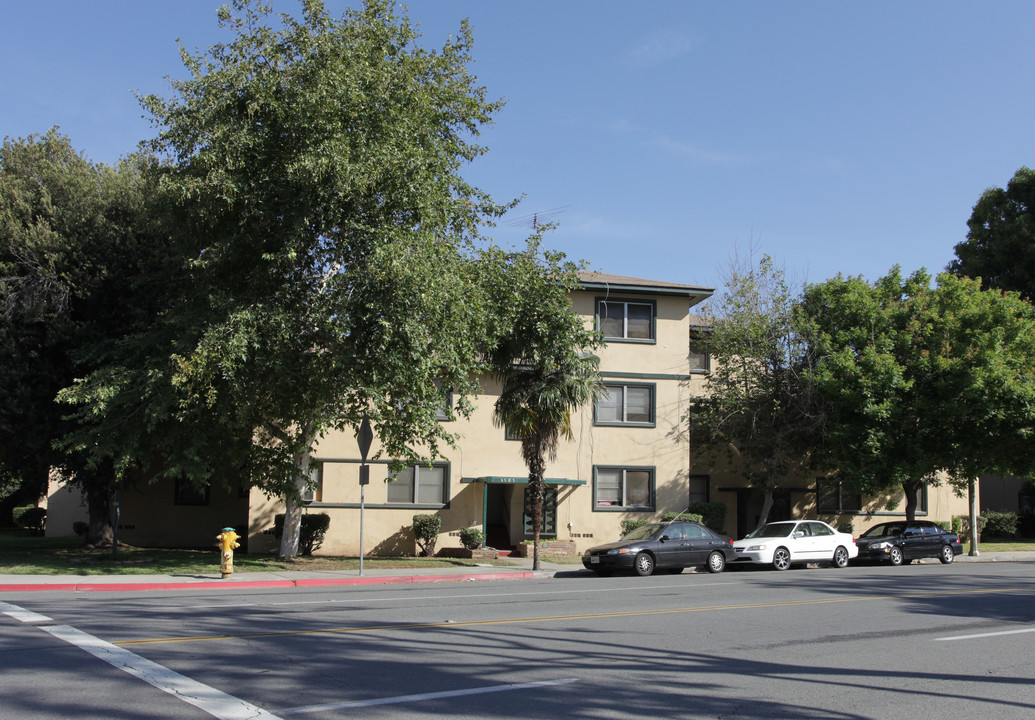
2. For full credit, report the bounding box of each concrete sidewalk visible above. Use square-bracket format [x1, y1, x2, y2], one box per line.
[0, 552, 1029, 594]
[0, 555, 572, 593]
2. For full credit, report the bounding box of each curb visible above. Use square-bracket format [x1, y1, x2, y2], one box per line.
[0, 571, 541, 594]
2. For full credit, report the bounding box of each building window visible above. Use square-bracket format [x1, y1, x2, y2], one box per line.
[174, 478, 209, 506]
[301, 463, 323, 503]
[388, 464, 447, 505]
[595, 383, 655, 425]
[594, 467, 655, 510]
[689, 330, 710, 371]
[434, 382, 453, 422]
[816, 478, 862, 514]
[689, 474, 710, 505]
[597, 299, 655, 341]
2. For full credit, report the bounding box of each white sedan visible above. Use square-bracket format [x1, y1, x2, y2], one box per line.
[731, 520, 857, 570]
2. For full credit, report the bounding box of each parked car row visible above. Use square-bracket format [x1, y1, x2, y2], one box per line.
[581, 519, 963, 576]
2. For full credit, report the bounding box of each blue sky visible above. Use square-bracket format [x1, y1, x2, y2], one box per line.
[4, 1, 1034, 293]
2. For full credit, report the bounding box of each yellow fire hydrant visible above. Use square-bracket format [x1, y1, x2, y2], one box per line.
[216, 527, 240, 579]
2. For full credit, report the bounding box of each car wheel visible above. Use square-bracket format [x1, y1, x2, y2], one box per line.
[772, 547, 791, 571]
[939, 545, 955, 564]
[888, 546, 904, 566]
[832, 546, 849, 568]
[634, 552, 655, 577]
[707, 551, 726, 574]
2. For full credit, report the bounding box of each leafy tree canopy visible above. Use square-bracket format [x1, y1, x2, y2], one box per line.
[1, 129, 166, 538]
[800, 268, 1035, 519]
[58, 0, 519, 558]
[949, 166, 1035, 301]
[689, 254, 820, 527]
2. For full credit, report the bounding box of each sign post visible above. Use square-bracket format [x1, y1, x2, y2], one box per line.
[357, 417, 373, 577]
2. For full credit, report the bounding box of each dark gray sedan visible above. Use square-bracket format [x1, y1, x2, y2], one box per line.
[855, 520, 963, 566]
[582, 521, 733, 576]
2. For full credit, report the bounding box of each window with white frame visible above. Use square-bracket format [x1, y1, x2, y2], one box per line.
[388, 464, 447, 505]
[595, 383, 655, 425]
[594, 467, 654, 510]
[597, 299, 655, 341]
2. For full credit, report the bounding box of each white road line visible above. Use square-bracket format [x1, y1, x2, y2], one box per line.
[1, 602, 282, 720]
[936, 627, 1035, 642]
[0, 601, 53, 624]
[278, 677, 580, 715]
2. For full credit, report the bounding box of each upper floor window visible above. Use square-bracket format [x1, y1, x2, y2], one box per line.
[388, 464, 448, 505]
[689, 329, 710, 371]
[595, 383, 655, 425]
[597, 299, 655, 341]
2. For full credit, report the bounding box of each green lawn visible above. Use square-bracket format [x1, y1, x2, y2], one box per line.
[0, 530, 522, 576]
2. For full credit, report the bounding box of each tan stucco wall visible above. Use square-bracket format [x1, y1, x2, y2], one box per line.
[269, 287, 697, 555]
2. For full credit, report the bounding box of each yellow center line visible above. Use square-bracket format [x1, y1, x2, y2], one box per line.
[114, 585, 1030, 647]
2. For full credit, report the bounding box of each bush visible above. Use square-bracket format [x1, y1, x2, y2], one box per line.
[620, 519, 651, 537]
[459, 526, 485, 550]
[689, 502, 727, 534]
[413, 514, 441, 556]
[981, 510, 1019, 539]
[73, 521, 89, 537]
[265, 513, 330, 555]
[953, 514, 986, 540]
[661, 511, 704, 525]
[17, 507, 46, 536]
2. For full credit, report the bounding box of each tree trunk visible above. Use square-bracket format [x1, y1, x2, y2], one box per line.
[85, 485, 113, 547]
[903, 479, 922, 523]
[755, 483, 775, 529]
[279, 441, 314, 560]
[968, 478, 980, 556]
[527, 449, 546, 572]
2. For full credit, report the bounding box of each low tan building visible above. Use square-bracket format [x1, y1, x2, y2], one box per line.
[46, 270, 973, 554]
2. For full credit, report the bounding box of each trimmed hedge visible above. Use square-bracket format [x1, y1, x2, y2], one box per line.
[413, 514, 441, 556]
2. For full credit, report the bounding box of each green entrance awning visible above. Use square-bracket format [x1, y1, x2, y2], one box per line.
[461, 476, 585, 486]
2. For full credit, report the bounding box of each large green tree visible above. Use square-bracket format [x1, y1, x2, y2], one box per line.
[689, 254, 821, 529]
[60, 0, 515, 558]
[486, 237, 602, 571]
[0, 129, 165, 540]
[800, 268, 1035, 522]
[949, 167, 1035, 301]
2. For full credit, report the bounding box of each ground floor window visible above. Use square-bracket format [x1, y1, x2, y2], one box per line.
[689, 474, 710, 505]
[816, 478, 862, 514]
[174, 478, 209, 506]
[388, 464, 447, 505]
[594, 467, 655, 510]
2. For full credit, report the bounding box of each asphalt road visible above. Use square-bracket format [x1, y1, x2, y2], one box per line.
[3, 561, 1034, 720]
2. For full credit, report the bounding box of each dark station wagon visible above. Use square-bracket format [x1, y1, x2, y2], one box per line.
[582, 521, 733, 576]
[854, 520, 963, 566]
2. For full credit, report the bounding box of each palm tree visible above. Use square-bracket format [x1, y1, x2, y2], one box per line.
[486, 237, 602, 570]
[492, 356, 601, 570]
